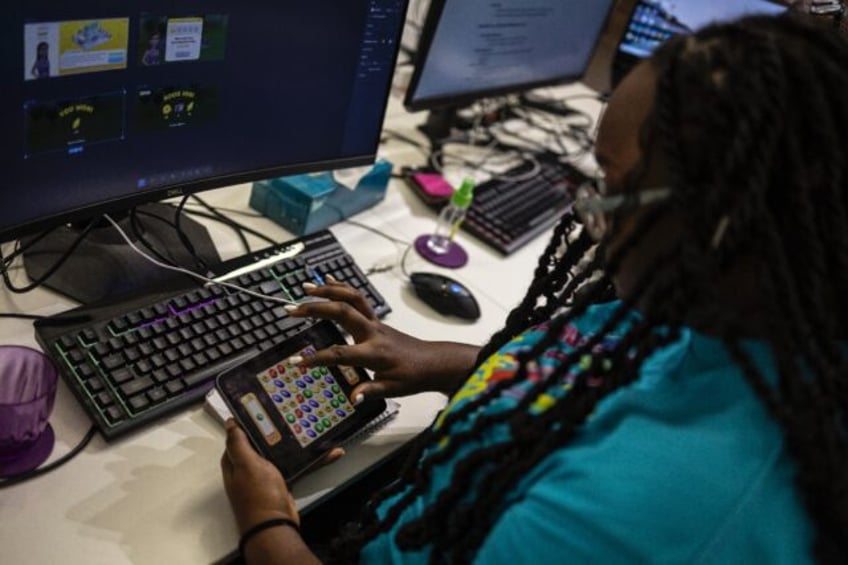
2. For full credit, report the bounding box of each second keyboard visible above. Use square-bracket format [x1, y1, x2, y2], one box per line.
[462, 157, 587, 254]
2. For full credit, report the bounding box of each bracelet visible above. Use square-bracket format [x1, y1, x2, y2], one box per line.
[238, 517, 301, 556]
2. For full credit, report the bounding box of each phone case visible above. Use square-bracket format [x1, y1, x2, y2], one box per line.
[215, 321, 390, 481]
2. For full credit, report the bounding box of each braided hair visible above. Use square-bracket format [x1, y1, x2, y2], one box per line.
[330, 14, 848, 564]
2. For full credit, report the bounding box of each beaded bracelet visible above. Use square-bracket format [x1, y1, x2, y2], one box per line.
[238, 517, 301, 556]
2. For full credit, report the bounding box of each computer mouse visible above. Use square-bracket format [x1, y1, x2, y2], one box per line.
[409, 272, 480, 321]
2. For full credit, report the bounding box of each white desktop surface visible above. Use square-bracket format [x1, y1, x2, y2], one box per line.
[0, 83, 601, 564]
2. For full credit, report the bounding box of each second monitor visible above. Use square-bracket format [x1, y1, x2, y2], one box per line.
[611, 0, 788, 87]
[404, 0, 615, 141]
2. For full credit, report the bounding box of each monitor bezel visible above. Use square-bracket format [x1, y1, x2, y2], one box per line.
[1, 155, 374, 242]
[609, 0, 644, 89]
[404, 0, 615, 113]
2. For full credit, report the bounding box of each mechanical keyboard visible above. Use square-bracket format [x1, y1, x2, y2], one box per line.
[462, 156, 588, 254]
[34, 229, 390, 440]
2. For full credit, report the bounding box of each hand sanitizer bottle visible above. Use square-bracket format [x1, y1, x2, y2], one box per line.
[426, 178, 475, 255]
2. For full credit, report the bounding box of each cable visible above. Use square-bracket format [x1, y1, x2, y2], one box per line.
[399, 242, 415, 279]
[129, 208, 180, 267]
[186, 195, 277, 246]
[0, 425, 97, 489]
[1, 228, 54, 271]
[0, 242, 22, 274]
[0, 313, 46, 320]
[131, 204, 204, 267]
[183, 199, 413, 283]
[183, 200, 265, 219]
[174, 195, 209, 272]
[187, 195, 273, 240]
[343, 219, 410, 246]
[429, 140, 542, 183]
[182, 207, 252, 253]
[102, 214, 300, 306]
[381, 129, 431, 154]
[1, 220, 98, 294]
[338, 219, 415, 279]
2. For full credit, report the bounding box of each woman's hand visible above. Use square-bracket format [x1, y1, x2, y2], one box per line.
[285, 276, 481, 398]
[220, 418, 299, 534]
[221, 419, 345, 534]
[221, 420, 335, 564]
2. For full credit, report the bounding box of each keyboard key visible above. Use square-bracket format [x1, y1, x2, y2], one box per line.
[120, 377, 154, 398]
[148, 387, 168, 404]
[105, 406, 125, 425]
[101, 354, 125, 371]
[128, 395, 149, 413]
[165, 380, 185, 396]
[95, 392, 114, 408]
[110, 368, 135, 386]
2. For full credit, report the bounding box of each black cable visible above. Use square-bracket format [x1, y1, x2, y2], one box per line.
[131, 208, 208, 270]
[0, 313, 46, 320]
[174, 195, 209, 271]
[129, 208, 179, 267]
[188, 195, 278, 246]
[1, 220, 97, 294]
[381, 129, 431, 155]
[0, 425, 97, 489]
[184, 201, 265, 219]
[120, 209, 212, 288]
[182, 207, 251, 253]
[397, 47, 415, 64]
[131, 208, 178, 229]
[2, 242, 25, 279]
[1, 227, 55, 270]
[180, 206, 264, 250]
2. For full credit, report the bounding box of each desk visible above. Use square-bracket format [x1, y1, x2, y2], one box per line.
[0, 83, 600, 564]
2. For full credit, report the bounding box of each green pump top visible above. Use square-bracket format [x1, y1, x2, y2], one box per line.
[450, 178, 475, 208]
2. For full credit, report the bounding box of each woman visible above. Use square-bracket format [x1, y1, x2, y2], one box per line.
[221, 13, 848, 564]
[141, 32, 163, 66]
[30, 42, 50, 79]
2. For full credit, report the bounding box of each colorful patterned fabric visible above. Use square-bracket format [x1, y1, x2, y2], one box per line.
[361, 301, 813, 564]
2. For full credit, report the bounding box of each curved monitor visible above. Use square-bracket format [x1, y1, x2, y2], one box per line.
[404, 0, 615, 112]
[1, 1, 407, 242]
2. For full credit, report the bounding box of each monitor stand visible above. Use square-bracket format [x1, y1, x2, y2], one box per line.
[418, 107, 462, 148]
[419, 104, 518, 149]
[519, 92, 581, 117]
[21, 202, 221, 305]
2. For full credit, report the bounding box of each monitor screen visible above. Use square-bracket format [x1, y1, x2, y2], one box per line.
[404, 0, 615, 111]
[0, 1, 407, 241]
[614, 1, 786, 69]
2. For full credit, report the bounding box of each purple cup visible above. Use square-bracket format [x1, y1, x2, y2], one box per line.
[0, 345, 59, 477]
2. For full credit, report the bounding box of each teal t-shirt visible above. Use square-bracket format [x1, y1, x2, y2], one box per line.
[360, 301, 814, 563]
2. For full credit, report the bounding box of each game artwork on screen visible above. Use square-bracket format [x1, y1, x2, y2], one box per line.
[137, 14, 229, 66]
[24, 18, 129, 80]
[135, 85, 219, 131]
[24, 92, 126, 158]
[255, 345, 361, 448]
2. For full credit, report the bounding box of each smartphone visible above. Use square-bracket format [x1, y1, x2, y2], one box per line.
[216, 320, 387, 482]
